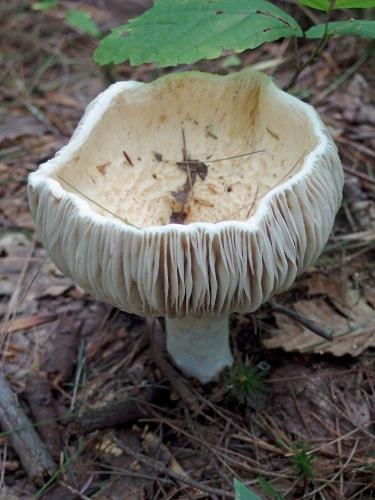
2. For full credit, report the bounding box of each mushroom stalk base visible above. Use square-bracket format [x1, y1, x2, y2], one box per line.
[165, 315, 232, 384]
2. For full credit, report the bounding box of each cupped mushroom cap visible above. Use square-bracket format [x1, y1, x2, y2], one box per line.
[28, 69, 343, 318]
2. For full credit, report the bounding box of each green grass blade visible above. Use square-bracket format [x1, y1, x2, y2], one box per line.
[234, 478, 264, 500]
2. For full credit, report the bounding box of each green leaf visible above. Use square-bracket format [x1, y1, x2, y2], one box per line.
[298, 0, 375, 12]
[66, 9, 101, 38]
[306, 19, 375, 38]
[94, 0, 302, 67]
[258, 477, 284, 500]
[234, 478, 264, 500]
[298, 0, 330, 9]
[32, 0, 59, 10]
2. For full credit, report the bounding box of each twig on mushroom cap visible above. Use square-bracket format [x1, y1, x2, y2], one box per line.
[171, 127, 209, 223]
[148, 318, 200, 412]
[171, 128, 265, 224]
[181, 126, 188, 162]
[178, 149, 266, 164]
[57, 176, 140, 229]
[269, 300, 333, 342]
[122, 148, 134, 167]
[0, 372, 56, 485]
[246, 186, 260, 218]
[60, 142, 265, 227]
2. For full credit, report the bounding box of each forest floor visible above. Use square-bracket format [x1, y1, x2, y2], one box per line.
[0, 1, 374, 499]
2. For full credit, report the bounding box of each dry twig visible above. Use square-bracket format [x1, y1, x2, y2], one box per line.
[64, 387, 164, 437]
[269, 300, 333, 341]
[0, 372, 56, 485]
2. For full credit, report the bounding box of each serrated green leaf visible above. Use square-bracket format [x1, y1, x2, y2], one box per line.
[258, 477, 284, 500]
[306, 19, 375, 38]
[32, 0, 59, 10]
[94, 0, 302, 67]
[234, 478, 264, 500]
[66, 9, 101, 38]
[298, 0, 375, 12]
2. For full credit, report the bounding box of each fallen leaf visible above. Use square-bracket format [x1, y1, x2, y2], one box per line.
[264, 292, 375, 356]
[307, 270, 349, 306]
[2, 313, 57, 334]
[0, 114, 46, 143]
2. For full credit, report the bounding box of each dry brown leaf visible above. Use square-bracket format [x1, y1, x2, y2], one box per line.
[0, 114, 46, 143]
[264, 290, 375, 356]
[307, 271, 349, 306]
[2, 313, 57, 334]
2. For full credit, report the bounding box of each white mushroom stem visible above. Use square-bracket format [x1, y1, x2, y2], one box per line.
[165, 315, 233, 384]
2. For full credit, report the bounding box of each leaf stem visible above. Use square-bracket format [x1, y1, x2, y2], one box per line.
[285, 0, 335, 91]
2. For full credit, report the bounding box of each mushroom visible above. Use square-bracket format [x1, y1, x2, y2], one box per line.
[28, 69, 343, 383]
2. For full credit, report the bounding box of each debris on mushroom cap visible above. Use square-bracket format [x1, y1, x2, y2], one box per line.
[27, 69, 344, 319]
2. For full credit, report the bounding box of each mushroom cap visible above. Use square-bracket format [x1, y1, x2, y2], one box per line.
[28, 69, 343, 318]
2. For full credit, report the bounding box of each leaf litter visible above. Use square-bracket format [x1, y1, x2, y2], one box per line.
[0, 1, 375, 498]
[265, 276, 375, 355]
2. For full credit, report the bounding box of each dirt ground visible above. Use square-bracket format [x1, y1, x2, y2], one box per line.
[0, 1, 374, 499]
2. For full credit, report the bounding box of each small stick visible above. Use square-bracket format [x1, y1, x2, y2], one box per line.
[273, 151, 306, 188]
[181, 127, 188, 161]
[0, 372, 56, 485]
[178, 149, 266, 165]
[181, 127, 193, 191]
[179, 149, 265, 164]
[229, 152, 306, 221]
[57, 176, 139, 229]
[64, 387, 164, 436]
[122, 149, 134, 167]
[113, 435, 234, 498]
[269, 300, 333, 342]
[186, 163, 193, 191]
[246, 185, 260, 218]
[148, 318, 200, 412]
